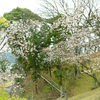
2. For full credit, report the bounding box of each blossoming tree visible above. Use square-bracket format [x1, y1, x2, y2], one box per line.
[6, 19, 51, 93]
[42, 0, 100, 98]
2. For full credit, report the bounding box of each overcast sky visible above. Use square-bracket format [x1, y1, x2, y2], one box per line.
[0, 0, 75, 18]
[0, 0, 43, 16]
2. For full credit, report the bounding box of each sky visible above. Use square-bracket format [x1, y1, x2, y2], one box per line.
[0, 0, 100, 17]
[0, 0, 74, 18]
[0, 0, 43, 16]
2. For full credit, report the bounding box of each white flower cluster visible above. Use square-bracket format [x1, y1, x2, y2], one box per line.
[6, 19, 45, 59]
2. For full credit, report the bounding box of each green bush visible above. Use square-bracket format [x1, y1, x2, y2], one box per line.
[0, 85, 26, 100]
[14, 78, 23, 83]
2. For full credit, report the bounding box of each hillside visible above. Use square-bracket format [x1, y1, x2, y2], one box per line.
[1, 51, 100, 100]
[58, 87, 100, 100]
[19, 50, 100, 100]
[39, 51, 100, 99]
[69, 87, 100, 100]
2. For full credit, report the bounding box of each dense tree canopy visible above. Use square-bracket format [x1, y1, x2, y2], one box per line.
[3, 7, 43, 21]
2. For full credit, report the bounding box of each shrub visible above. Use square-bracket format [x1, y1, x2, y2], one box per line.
[0, 85, 26, 100]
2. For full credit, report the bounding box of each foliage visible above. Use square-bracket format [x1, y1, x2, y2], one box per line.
[19, 89, 25, 98]
[0, 16, 9, 26]
[14, 78, 23, 84]
[0, 59, 9, 72]
[3, 7, 43, 21]
[0, 85, 26, 100]
[10, 57, 27, 74]
[6, 19, 51, 83]
[2, 0, 100, 99]
[42, 86, 51, 93]
[43, 0, 100, 87]
[52, 58, 74, 85]
[45, 20, 69, 46]
[45, 14, 62, 24]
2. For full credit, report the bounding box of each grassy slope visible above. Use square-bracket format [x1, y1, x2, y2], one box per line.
[57, 51, 100, 100]
[67, 51, 100, 99]
[69, 87, 100, 100]
[69, 51, 100, 95]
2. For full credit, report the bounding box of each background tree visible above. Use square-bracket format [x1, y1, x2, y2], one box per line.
[3, 7, 43, 21]
[39, 0, 68, 18]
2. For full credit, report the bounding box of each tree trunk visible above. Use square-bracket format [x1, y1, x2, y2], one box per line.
[84, 71, 100, 86]
[60, 65, 63, 97]
[64, 71, 68, 100]
[74, 64, 78, 78]
[79, 61, 100, 87]
[77, 65, 80, 78]
[49, 66, 54, 96]
[92, 73, 100, 86]
[81, 66, 84, 72]
[35, 82, 38, 94]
